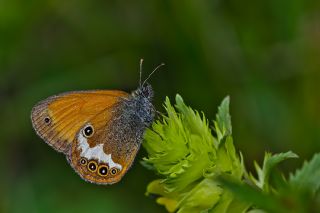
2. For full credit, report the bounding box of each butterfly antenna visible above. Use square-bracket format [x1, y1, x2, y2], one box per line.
[139, 58, 144, 87]
[142, 62, 165, 87]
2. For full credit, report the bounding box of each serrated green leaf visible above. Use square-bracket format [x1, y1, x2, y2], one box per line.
[143, 96, 190, 175]
[143, 94, 320, 213]
[250, 151, 298, 192]
[146, 180, 179, 212]
[143, 95, 244, 212]
[219, 176, 285, 213]
[215, 136, 242, 178]
[214, 96, 232, 143]
[290, 153, 320, 195]
[209, 189, 250, 213]
[177, 178, 223, 213]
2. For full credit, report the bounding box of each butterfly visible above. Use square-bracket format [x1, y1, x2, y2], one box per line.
[31, 60, 164, 185]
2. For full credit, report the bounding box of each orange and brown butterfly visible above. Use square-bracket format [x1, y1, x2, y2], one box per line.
[31, 60, 163, 185]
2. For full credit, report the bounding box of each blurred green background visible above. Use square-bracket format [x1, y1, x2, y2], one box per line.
[1, 0, 320, 212]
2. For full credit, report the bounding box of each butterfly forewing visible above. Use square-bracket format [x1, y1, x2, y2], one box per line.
[31, 90, 128, 154]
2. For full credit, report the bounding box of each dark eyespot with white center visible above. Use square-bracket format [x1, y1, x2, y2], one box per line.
[82, 124, 94, 138]
[80, 157, 87, 166]
[98, 165, 109, 177]
[110, 168, 119, 175]
[44, 117, 51, 125]
[87, 161, 97, 172]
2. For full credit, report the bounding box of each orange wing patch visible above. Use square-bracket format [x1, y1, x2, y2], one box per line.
[31, 90, 128, 154]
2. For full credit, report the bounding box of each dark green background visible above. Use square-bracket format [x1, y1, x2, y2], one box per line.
[1, 1, 320, 212]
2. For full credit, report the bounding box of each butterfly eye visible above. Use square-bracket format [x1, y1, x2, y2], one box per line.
[79, 157, 88, 166]
[44, 117, 51, 125]
[98, 165, 109, 177]
[110, 168, 119, 175]
[82, 124, 94, 138]
[87, 160, 98, 172]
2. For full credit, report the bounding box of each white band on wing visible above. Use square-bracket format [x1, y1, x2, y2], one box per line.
[77, 133, 122, 170]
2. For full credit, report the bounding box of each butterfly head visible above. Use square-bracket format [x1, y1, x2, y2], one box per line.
[134, 83, 153, 99]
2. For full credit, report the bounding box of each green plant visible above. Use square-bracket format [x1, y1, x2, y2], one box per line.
[142, 95, 320, 213]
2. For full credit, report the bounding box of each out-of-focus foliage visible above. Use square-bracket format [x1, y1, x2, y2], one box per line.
[222, 153, 320, 213]
[1, 0, 320, 212]
[143, 96, 320, 213]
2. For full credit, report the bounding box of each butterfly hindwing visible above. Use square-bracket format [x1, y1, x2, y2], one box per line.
[68, 99, 141, 184]
[31, 90, 128, 154]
